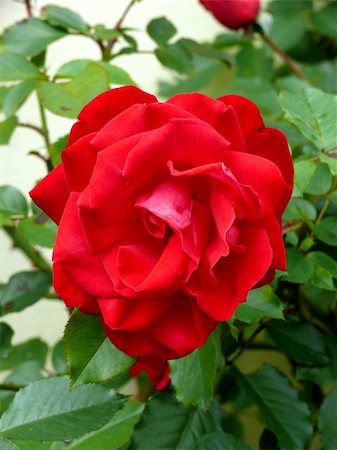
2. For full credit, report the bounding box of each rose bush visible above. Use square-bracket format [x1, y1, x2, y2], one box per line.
[30, 86, 293, 388]
[200, 0, 260, 30]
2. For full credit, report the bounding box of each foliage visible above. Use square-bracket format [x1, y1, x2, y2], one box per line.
[0, 0, 336, 448]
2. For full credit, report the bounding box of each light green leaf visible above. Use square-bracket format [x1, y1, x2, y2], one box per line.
[43, 5, 88, 32]
[0, 52, 39, 82]
[36, 82, 82, 119]
[49, 135, 68, 166]
[319, 152, 337, 176]
[69, 400, 144, 450]
[235, 286, 284, 323]
[64, 310, 134, 387]
[236, 42, 273, 80]
[0, 322, 14, 358]
[147, 17, 177, 46]
[305, 162, 332, 195]
[280, 87, 337, 151]
[232, 364, 312, 450]
[11, 442, 66, 450]
[4, 360, 42, 386]
[0, 117, 17, 145]
[266, 320, 329, 365]
[3, 18, 65, 57]
[155, 42, 193, 74]
[3, 80, 34, 118]
[314, 217, 337, 246]
[0, 186, 27, 216]
[0, 338, 48, 371]
[0, 438, 19, 450]
[169, 331, 220, 409]
[130, 392, 223, 450]
[297, 337, 337, 385]
[92, 25, 120, 41]
[0, 376, 125, 441]
[283, 198, 317, 222]
[51, 340, 67, 373]
[18, 215, 57, 248]
[293, 160, 316, 197]
[318, 387, 337, 450]
[0, 271, 51, 316]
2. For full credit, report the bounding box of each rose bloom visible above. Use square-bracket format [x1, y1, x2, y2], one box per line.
[200, 0, 260, 30]
[31, 86, 293, 388]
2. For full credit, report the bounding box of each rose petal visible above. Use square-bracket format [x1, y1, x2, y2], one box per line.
[130, 356, 170, 390]
[29, 164, 69, 224]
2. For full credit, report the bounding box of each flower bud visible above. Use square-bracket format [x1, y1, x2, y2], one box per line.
[200, 0, 260, 30]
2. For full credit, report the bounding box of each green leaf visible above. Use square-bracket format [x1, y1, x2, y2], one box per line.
[236, 42, 273, 80]
[69, 400, 144, 450]
[193, 432, 249, 450]
[49, 135, 68, 166]
[0, 338, 48, 371]
[297, 337, 337, 384]
[0, 376, 125, 441]
[55, 59, 136, 85]
[0, 52, 39, 82]
[169, 332, 219, 409]
[293, 160, 316, 197]
[3, 19, 65, 57]
[37, 62, 109, 118]
[319, 152, 337, 176]
[266, 320, 329, 365]
[318, 387, 337, 450]
[11, 442, 66, 450]
[0, 322, 14, 358]
[310, 2, 337, 39]
[0, 271, 52, 316]
[314, 217, 337, 246]
[0, 186, 27, 216]
[0, 390, 15, 415]
[0, 438, 19, 450]
[3, 80, 34, 118]
[155, 42, 193, 74]
[305, 59, 337, 94]
[280, 87, 337, 151]
[0, 117, 18, 145]
[307, 252, 337, 278]
[304, 162, 332, 195]
[4, 360, 42, 385]
[92, 25, 121, 41]
[130, 392, 223, 450]
[235, 286, 284, 323]
[51, 340, 67, 373]
[232, 364, 312, 450]
[283, 198, 317, 222]
[147, 17, 177, 46]
[18, 215, 57, 248]
[283, 248, 314, 283]
[64, 310, 134, 387]
[43, 5, 88, 33]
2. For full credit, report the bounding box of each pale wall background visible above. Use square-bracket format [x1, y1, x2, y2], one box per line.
[0, 0, 224, 345]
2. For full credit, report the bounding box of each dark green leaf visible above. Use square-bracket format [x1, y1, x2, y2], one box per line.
[43, 5, 88, 33]
[283, 198, 317, 222]
[0, 52, 39, 82]
[0, 322, 14, 358]
[0, 271, 52, 316]
[0, 390, 15, 415]
[280, 87, 337, 151]
[297, 337, 337, 384]
[283, 248, 314, 283]
[305, 162, 332, 195]
[193, 431, 249, 450]
[0, 117, 18, 145]
[310, 2, 337, 38]
[0, 338, 48, 371]
[4, 361, 42, 385]
[51, 340, 67, 373]
[3, 80, 34, 118]
[0, 438, 19, 450]
[64, 310, 134, 387]
[266, 320, 329, 365]
[307, 252, 337, 278]
[314, 217, 337, 246]
[232, 364, 312, 450]
[305, 59, 337, 94]
[18, 215, 57, 248]
[147, 17, 177, 46]
[130, 392, 223, 450]
[49, 135, 68, 166]
[0, 186, 28, 216]
[236, 42, 273, 80]
[318, 387, 337, 450]
[235, 286, 284, 323]
[293, 160, 316, 197]
[169, 332, 219, 409]
[155, 42, 193, 74]
[0, 376, 125, 441]
[69, 400, 144, 450]
[3, 19, 65, 57]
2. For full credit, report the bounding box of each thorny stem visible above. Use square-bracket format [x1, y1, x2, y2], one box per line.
[4, 226, 52, 272]
[37, 93, 54, 172]
[261, 32, 307, 81]
[18, 122, 46, 138]
[24, 0, 33, 17]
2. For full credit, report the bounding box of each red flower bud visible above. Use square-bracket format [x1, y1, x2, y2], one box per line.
[200, 0, 260, 30]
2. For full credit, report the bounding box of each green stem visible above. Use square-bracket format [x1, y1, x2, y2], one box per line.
[107, 0, 137, 51]
[4, 226, 52, 272]
[37, 93, 53, 171]
[0, 383, 23, 391]
[315, 175, 337, 224]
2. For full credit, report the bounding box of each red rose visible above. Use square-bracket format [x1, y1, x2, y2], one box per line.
[200, 0, 260, 30]
[30, 86, 293, 388]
